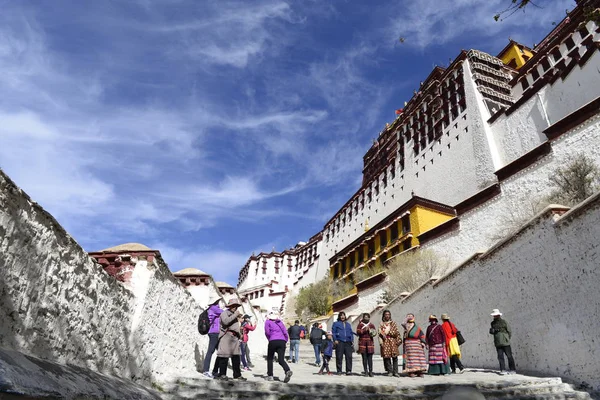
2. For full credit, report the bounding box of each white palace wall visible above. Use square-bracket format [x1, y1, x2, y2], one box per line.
[423, 109, 600, 267]
[0, 170, 207, 384]
[492, 22, 600, 166]
[368, 193, 600, 391]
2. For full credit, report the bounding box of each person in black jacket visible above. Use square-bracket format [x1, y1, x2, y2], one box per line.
[309, 323, 325, 366]
[288, 320, 302, 363]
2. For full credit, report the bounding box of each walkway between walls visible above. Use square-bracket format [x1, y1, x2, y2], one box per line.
[163, 346, 592, 399]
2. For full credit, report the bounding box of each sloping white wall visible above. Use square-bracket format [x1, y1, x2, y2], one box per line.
[0, 170, 207, 384]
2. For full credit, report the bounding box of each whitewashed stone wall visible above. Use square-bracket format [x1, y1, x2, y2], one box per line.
[370, 196, 600, 391]
[0, 170, 207, 384]
[492, 38, 600, 165]
[321, 58, 501, 270]
[423, 113, 600, 267]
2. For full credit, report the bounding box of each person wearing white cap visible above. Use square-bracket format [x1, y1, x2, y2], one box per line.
[264, 311, 293, 383]
[489, 309, 516, 375]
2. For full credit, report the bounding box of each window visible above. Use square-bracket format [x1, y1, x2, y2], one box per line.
[541, 58, 551, 71]
[390, 223, 399, 242]
[531, 68, 540, 81]
[521, 79, 530, 91]
[358, 247, 364, 264]
[402, 238, 412, 251]
[349, 253, 355, 268]
[401, 215, 411, 234]
[552, 47, 562, 62]
[379, 230, 388, 248]
[380, 251, 388, 264]
[565, 37, 575, 50]
[368, 241, 375, 258]
[367, 190, 372, 203]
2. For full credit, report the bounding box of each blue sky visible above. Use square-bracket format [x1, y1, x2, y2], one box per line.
[0, 0, 573, 284]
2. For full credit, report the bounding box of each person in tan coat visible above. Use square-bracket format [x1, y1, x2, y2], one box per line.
[214, 298, 246, 380]
[379, 309, 402, 377]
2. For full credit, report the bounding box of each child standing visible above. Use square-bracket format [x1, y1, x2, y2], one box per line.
[319, 332, 334, 375]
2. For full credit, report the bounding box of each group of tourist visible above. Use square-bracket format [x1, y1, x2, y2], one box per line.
[202, 296, 256, 381]
[201, 297, 517, 382]
[310, 309, 516, 378]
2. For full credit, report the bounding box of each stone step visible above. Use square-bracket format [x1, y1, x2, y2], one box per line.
[161, 377, 592, 400]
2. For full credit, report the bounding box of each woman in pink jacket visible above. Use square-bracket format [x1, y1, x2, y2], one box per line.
[240, 314, 256, 371]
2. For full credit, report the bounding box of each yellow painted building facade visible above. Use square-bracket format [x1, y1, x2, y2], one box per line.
[329, 197, 455, 284]
[498, 40, 535, 70]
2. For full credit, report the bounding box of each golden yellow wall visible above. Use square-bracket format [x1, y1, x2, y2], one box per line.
[411, 206, 454, 245]
[500, 43, 533, 69]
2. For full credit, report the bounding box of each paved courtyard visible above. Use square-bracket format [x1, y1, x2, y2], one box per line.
[162, 344, 593, 399]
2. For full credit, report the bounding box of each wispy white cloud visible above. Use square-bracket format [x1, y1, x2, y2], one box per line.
[387, 0, 575, 50]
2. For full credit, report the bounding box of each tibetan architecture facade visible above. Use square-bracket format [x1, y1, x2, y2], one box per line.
[235, 1, 600, 316]
[237, 234, 324, 314]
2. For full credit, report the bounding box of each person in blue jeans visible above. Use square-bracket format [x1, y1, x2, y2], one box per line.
[288, 320, 302, 363]
[318, 331, 334, 375]
[309, 323, 325, 366]
[332, 311, 356, 375]
[202, 296, 223, 378]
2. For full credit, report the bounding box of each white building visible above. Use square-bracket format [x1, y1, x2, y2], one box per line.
[237, 234, 325, 315]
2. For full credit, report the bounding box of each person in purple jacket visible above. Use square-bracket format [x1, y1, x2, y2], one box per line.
[202, 296, 223, 378]
[264, 311, 293, 383]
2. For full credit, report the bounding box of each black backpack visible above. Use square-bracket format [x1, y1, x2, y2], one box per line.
[198, 308, 211, 335]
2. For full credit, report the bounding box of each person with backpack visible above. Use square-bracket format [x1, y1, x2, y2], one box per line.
[309, 322, 325, 366]
[214, 298, 246, 381]
[240, 315, 256, 371]
[264, 311, 293, 383]
[288, 320, 302, 363]
[200, 296, 223, 378]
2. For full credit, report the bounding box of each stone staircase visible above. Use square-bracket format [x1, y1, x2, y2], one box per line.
[161, 376, 592, 400]
[161, 346, 592, 400]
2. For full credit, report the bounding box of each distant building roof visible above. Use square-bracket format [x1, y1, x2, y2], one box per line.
[173, 268, 209, 276]
[99, 243, 152, 252]
[215, 281, 234, 288]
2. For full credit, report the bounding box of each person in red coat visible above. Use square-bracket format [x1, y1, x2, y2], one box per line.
[356, 313, 376, 377]
[240, 315, 256, 371]
[441, 313, 465, 374]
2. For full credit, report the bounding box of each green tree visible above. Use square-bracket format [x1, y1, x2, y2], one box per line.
[294, 278, 331, 319]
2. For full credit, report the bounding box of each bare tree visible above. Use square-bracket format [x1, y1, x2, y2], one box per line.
[487, 197, 550, 243]
[385, 250, 450, 296]
[547, 154, 600, 206]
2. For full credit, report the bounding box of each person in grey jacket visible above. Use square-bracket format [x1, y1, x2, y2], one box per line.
[214, 298, 246, 380]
